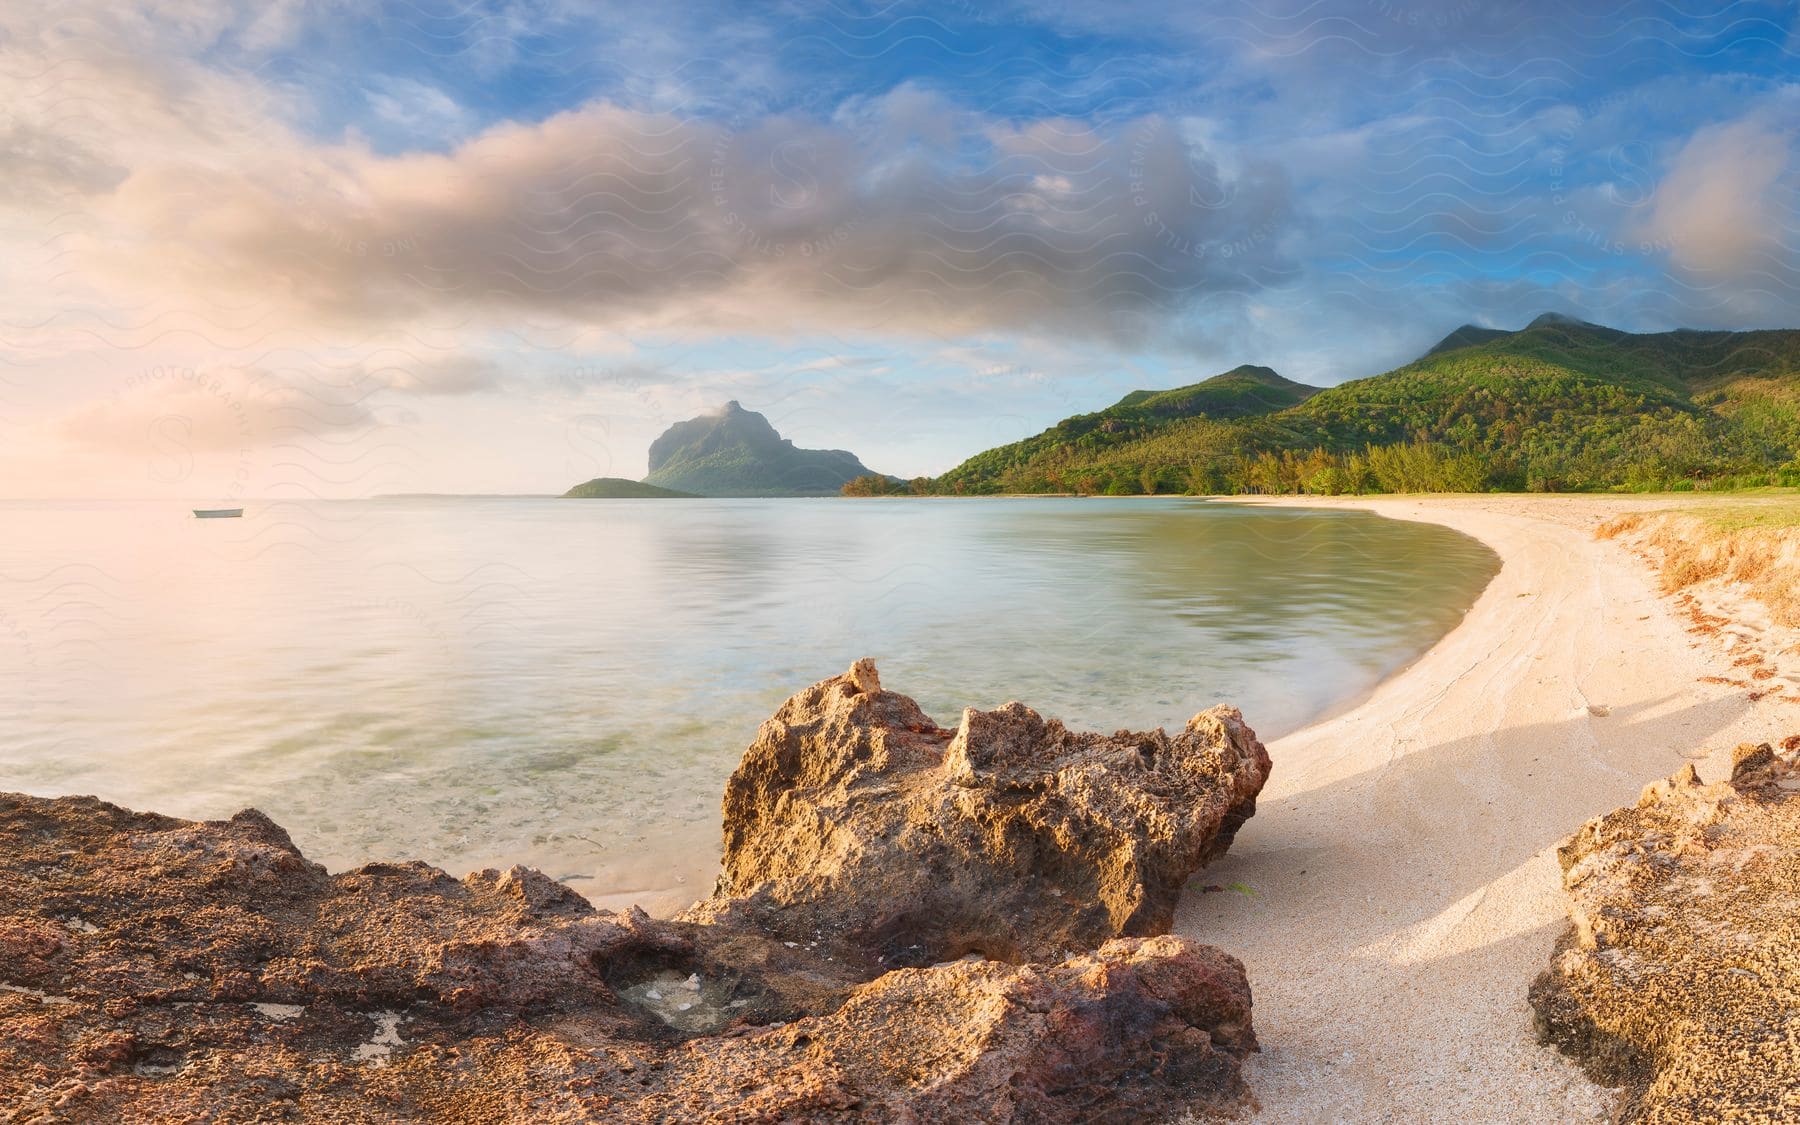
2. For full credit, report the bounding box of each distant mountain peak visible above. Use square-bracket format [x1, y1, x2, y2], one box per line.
[1424, 323, 1510, 357]
[1527, 311, 1603, 331]
[636, 402, 881, 497]
[1211, 364, 1288, 385]
[1424, 313, 1619, 359]
[1107, 365, 1320, 416]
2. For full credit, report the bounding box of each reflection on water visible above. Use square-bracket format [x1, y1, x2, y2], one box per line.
[0, 497, 1495, 912]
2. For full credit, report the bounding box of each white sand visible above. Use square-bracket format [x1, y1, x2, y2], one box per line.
[1176, 495, 1800, 1122]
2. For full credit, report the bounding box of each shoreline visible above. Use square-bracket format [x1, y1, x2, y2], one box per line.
[7, 494, 1800, 1117]
[1178, 494, 1800, 1121]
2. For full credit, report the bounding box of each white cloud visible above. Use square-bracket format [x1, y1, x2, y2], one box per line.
[1633, 109, 1797, 276]
[363, 77, 474, 143]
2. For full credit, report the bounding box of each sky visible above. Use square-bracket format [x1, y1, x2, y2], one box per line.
[1, 0, 1796, 497]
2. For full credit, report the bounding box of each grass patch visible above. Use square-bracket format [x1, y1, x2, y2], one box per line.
[1601, 494, 1800, 626]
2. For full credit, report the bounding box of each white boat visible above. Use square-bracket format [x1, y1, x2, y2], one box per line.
[193, 508, 244, 519]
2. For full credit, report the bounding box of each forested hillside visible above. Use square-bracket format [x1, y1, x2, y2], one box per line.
[862, 316, 1800, 496]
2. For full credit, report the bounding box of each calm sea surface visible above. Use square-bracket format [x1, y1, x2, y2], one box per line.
[0, 497, 1496, 911]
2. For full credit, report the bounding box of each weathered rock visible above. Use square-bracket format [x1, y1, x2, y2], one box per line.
[1531, 742, 1800, 1123]
[640, 934, 1256, 1123]
[688, 659, 1273, 965]
[0, 661, 1267, 1122]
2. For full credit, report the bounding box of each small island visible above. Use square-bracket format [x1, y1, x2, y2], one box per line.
[565, 401, 890, 499]
[562, 477, 697, 499]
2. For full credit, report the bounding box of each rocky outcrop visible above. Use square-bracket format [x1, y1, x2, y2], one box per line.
[1531, 741, 1800, 1122]
[648, 935, 1256, 1123]
[1, 661, 1268, 1122]
[687, 659, 1272, 965]
[637, 401, 883, 497]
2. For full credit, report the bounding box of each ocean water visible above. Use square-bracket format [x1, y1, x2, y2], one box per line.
[0, 497, 1496, 912]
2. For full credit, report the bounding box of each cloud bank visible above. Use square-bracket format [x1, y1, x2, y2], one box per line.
[69, 94, 1296, 343]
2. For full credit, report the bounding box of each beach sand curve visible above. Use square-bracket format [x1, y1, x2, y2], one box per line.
[1177, 494, 1799, 1123]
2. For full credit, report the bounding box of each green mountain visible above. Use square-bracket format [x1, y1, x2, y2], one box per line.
[930, 366, 1320, 494]
[562, 477, 696, 499]
[1423, 323, 1511, 356]
[1106, 365, 1320, 418]
[640, 401, 882, 497]
[919, 317, 1800, 496]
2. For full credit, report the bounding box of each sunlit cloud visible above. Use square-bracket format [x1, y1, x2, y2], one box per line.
[63, 95, 1295, 344]
[1632, 107, 1798, 277]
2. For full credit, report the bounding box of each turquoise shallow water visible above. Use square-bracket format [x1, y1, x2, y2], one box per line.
[0, 497, 1496, 911]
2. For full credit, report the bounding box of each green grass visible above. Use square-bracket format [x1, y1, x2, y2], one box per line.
[1598, 492, 1800, 625]
[1648, 491, 1800, 531]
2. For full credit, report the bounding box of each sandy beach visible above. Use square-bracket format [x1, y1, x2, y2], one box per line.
[1178, 494, 1800, 1122]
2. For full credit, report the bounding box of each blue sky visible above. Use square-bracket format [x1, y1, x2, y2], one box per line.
[1, 0, 1796, 495]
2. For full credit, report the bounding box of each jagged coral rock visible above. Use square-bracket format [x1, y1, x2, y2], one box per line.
[1531, 742, 1800, 1123]
[642, 934, 1257, 1122]
[689, 659, 1273, 965]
